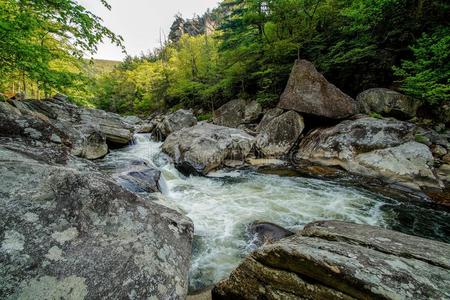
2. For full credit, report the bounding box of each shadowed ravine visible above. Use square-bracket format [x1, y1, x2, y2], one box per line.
[98, 134, 450, 291]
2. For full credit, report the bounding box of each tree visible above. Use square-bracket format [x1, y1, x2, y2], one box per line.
[394, 27, 450, 105]
[0, 0, 123, 97]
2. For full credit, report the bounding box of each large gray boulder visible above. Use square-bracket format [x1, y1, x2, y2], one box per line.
[213, 99, 245, 128]
[22, 98, 134, 146]
[296, 116, 442, 191]
[0, 101, 70, 147]
[213, 220, 450, 300]
[255, 108, 284, 132]
[255, 110, 304, 158]
[6, 98, 134, 158]
[278, 60, 356, 119]
[356, 88, 420, 120]
[213, 100, 262, 128]
[0, 138, 193, 299]
[78, 108, 134, 145]
[154, 109, 197, 141]
[162, 123, 255, 175]
[123, 115, 143, 125]
[115, 165, 162, 193]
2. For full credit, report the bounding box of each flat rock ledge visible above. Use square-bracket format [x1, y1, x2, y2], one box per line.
[213, 220, 450, 300]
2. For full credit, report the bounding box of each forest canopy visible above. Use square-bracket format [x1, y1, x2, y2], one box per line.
[0, 0, 449, 115]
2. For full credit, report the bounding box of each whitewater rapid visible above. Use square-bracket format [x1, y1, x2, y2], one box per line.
[98, 134, 450, 290]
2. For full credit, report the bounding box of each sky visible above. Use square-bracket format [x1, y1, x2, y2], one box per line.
[78, 0, 220, 61]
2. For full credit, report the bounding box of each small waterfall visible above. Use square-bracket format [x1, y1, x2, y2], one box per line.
[99, 133, 450, 291]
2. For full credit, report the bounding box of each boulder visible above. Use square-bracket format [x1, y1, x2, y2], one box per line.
[354, 141, 440, 190]
[356, 88, 420, 119]
[437, 164, 450, 183]
[0, 139, 193, 299]
[213, 220, 450, 300]
[255, 111, 304, 158]
[431, 144, 447, 157]
[154, 109, 197, 141]
[6, 99, 133, 156]
[255, 108, 284, 132]
[213, 99, 246, 128]
[213, 100, 262, 128]
[78, 108, 134, 146]
[0, 101, 70, 147]
[76, 127, 108, 160]
[115, 165, 162, 193]
[123, 115, 143, 125]
[278, 60, 356, 119]
[243, 101, 262, 123]
[247, 222, 294, 248]
[296, 116, 442, 190]
[162, 123, 255, 175]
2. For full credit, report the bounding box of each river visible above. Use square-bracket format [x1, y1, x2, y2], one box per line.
[98, 134, 450, 291]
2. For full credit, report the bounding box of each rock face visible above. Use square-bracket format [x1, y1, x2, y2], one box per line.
[213, 220, 450, 300]
[256, 111, 304, 158]
[154, 109, 197, 141]
[78, 108, 134, 145]
[0, 119, 193, 299]
[213, 100, 262, 128]
[3, 97, 134, 159]
[162, 123, 255, 175]
[296, 116, 442, 191]
[357, 88, 420, 119]
[278, 60, 356, 119]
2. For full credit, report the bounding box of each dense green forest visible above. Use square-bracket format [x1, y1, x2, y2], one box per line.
[1, 0, 449, 115]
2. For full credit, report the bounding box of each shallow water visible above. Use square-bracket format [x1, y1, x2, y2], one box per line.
[98, 134, 450, 290]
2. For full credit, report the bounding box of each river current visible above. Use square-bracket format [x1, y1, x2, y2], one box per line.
[98, 134, 450, 290]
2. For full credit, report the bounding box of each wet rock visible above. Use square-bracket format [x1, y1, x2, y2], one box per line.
[213, 220, 450, 300]
[296, 116, 442, 191]
[247, 222, 294, 247]
[357, 88, 420, 120]
[154, 109, 197, 141]
[162, 123, 255, 175]
[0, 139, 193, 299]
[115, 165, 162, 193]
[278, 60, 356, 119]
[255, 110, 304, 158]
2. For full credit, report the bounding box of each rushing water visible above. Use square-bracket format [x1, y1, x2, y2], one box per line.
[98, 134, 450, 290]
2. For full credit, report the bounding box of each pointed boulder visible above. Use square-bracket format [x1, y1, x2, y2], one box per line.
[278, 60, 356, 119]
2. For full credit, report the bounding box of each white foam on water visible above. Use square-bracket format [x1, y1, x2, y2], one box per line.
[108, 134, 392, 289]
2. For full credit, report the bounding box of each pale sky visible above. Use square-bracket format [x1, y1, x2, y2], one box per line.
[78, 0, 220, 61]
